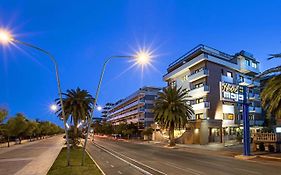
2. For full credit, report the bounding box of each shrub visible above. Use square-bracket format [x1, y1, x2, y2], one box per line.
[268, 144, 275, 152]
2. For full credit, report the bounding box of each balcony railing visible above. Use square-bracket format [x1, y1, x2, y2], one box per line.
[188, 69, 209, 82]
[239, 78, 260, 87]
[192, 102, 210, 111]
[248, 93, 260, 101]
[221, 75, 234, 83]
[189, 85, 209, 98]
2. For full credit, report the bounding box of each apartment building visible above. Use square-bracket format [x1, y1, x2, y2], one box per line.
[163, 44, 263, 144]
[101, 102, 114, 120]
[107, 86, 161, 128]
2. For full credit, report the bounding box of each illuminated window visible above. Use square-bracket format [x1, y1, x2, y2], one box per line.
[223, 113, 234, 120]
[196, 113, 204, 119]
[196, 98, 204, 104]
[182, 74, 188, 81]
[170, 81, 176, 87]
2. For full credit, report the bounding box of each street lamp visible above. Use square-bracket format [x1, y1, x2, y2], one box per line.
[81, 52, 152, 165]
[0, 29, 71, 166]
[50, 104, 58, 112]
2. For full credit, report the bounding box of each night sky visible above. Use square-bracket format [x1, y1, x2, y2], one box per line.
[1, 0, 281, 126]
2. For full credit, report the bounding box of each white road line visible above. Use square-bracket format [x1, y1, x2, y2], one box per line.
[234, 168, 262, 175]
[118, 171, 123, 174]
[95, 142, 167, 175]
[163, 162, 205, 175]
[110, 164, 114, 168]
[94, 143, 161, 175]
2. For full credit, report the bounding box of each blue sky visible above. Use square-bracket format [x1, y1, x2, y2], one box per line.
[0, 1, 281, 125]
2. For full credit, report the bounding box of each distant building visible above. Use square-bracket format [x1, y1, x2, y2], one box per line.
[101, 103, 114, 120]
[107, 86, 161, 128]
[163, 44, 263, 144]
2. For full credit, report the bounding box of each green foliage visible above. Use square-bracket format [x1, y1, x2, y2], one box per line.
[47, 147, 101, 175]
[0, 108, 8, 124]
[7, 113, 28, 140]
[56, 88, 94, 146]
[261, 75, 281, 118]
[142, 127, 153, 136]
[154, 86, 194, 146]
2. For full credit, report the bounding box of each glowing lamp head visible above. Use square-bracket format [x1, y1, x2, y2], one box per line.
[0, 30, 12, 44]
[97, 106, 102, 111]
[50, 104, 58, 112]
[135, 51, 151, 65]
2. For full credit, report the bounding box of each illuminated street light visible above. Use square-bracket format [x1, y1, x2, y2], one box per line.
[50, 104, 58, 112]
[0, 29, 12, 44]
[96, 106, 102, 111]
[82, 52, 152, 165]
[0, 28, 71, 166]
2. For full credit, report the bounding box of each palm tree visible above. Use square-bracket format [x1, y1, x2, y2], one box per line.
[154, 86, 194, 147]
[261, 75, 281, 118]
[56, 88, 94, 146]
[256, 53, 281, 120]
[256, 53, 281, 118]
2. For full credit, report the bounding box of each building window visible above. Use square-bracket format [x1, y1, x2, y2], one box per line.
[245, 59, 250, 66]
[239, 75, 244, 82]
[170, 81, 176, 87]
[194, 83, 204, 89]
[182, 74, 188, 81]
[196, 113, 204, 119]
[252, 62, 257, 69]
[223, 113, 234, 120]
[196, 98, 204, 104]
[221, 69, 224, 75]
[226, 71, 233, 78]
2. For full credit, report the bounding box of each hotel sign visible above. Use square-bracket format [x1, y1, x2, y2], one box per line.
[220, 82, 243, 102]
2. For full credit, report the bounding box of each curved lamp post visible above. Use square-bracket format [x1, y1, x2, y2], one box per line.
[0, 29, 71, 166]
[82, 53, 151, 165]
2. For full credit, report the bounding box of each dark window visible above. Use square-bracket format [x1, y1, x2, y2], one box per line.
[145, 95, 156, 100]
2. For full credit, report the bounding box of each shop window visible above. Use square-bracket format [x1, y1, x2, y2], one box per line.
[223, 113, 234, 120]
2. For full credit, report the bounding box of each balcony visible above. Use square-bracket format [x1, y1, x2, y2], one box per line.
[221, 75, 234, 83]
[189, 85, 209, 99]
[249, 106, 262, 113]
[239, 78, 260, 87]
[192, 102, 210, 111]
[188, 69, 209, 82]
[248, 93, 260, 101]
[239, 106, 262, 113]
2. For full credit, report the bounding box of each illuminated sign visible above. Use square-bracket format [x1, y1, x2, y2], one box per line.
[220, 82, 243, 102]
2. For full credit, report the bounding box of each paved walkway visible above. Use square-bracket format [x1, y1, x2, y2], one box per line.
[0, 135, 63, 175]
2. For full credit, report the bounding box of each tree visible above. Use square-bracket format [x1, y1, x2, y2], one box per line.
[154, 86, 194, 146]
[56, 88, 94, 146]
[7, 113, 28, 144]
[256, 54, 281, 120]
[25, 121, 38, 141]
[0, 108, 8, 124]
[261, 75, 281, 119]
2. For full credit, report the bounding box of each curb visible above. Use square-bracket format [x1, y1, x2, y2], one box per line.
[259, 155, 281, 160]
[234, 155, 257, 160]
[86, 149, 106, 175]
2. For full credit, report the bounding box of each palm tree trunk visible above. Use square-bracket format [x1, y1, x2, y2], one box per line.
[74, 127, 78, 147]
[169, 123, 175, 147]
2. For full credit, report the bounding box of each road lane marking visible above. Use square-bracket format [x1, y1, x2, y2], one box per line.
[95, 142, 167, 175]
[234, 168, 262, 175]
[162, 162, 205, 175]
[110, 164, 114, 168]
[94, 142, 165, 175]
[85, 149, 106, 175]
[118, 171, 123, 174]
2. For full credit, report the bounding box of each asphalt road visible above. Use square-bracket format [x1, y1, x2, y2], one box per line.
[88, 138, 281, 175]
[0, 135, 63, 175]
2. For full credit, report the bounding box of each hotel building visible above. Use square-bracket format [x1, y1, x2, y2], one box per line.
[163, 44, 263, 144]
[107, 86, 161, 128]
